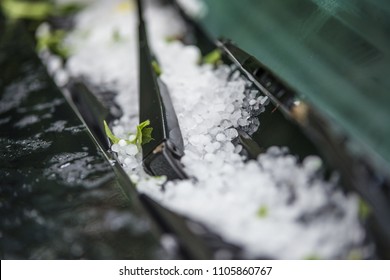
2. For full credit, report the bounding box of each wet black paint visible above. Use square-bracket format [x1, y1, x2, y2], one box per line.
[0, 21, 162, 259]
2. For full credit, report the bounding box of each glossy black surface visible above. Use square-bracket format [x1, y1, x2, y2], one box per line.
[0, 21, 162, 259]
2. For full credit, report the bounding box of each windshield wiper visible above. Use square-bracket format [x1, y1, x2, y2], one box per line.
[137, 0, 187, 180]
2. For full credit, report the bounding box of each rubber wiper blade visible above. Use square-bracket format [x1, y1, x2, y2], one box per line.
[137, 0, 187, 180]
[218, 40, 297, 113]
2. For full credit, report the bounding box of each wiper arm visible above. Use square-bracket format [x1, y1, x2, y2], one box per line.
[137, 0, 187, 180]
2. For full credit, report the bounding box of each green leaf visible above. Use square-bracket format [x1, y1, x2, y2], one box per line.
[112, 29, 122, 43]
[2, 0, 85, 21]
[104, 120, 120, 144]
[151, 60, 162, 76]
[104, 120, 153, 148]
[139, 120, 151, 130]
[136, 120, 154, 146]
[347, 249, 363, 260]
[165, 35, 179, 43]
[36, 29, 70, 59]
[303, 254, 321, 260]
[202, 49, 222, 65]
[358, 199, 371, 220]
[256, 205, 268, 218]
[2, 0, 53, 20]
[141, 127, 153, 145]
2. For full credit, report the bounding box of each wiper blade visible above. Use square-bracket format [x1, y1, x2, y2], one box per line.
[137, 0, 187, 180]
[218, 40, 298, 115]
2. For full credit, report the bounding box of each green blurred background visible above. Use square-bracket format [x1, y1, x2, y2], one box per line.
[199, 0, 390, 169]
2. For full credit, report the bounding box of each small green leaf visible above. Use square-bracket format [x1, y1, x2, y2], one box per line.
[112, 29, 122, 43]
[104, 120, 153, 148]
[137, 120, 151, 130]
[202, 49, 222, 65]
[2, 0, 85, 21]
[2, 0, 52, 20]
[256, 205, 268, 218]
[165, 35, 178, 43]
[136, 120, 154, 146]
[303, 254, 321, 260]
[104, 120, 120, 144]
[358, 199, 371, 219]
[152, 60, 162, 76]
[36, 29, 70, 59]
[347, 249, 363, 260]
[141, 127, 153, 145]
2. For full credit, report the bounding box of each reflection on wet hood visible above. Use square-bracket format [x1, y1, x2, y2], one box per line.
[0, 21, 163, 259]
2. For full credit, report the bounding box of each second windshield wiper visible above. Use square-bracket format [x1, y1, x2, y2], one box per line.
[137, 0, 187, 180]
